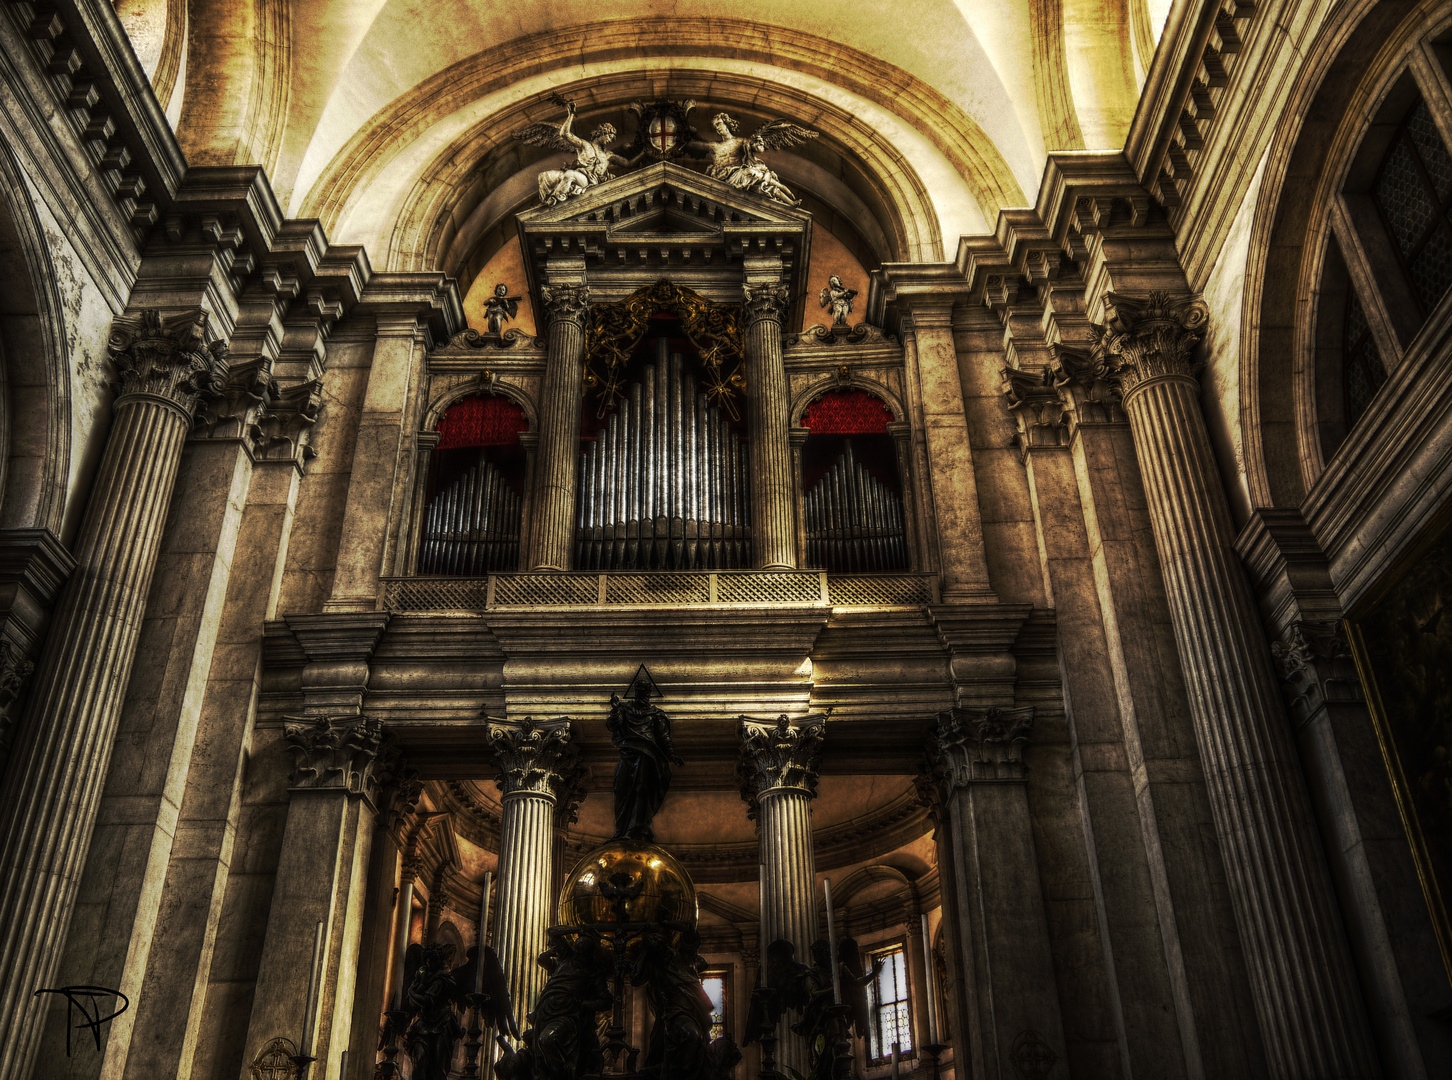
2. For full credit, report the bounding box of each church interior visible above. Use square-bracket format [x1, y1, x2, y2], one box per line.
[0, 1, 1451, 1078]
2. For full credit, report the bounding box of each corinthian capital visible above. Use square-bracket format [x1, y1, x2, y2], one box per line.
[1000, 366, 1068, 454]
[743, 282, 790, 327]
[486, 716, 585, 813]
[737, 714, 826, 817]
[108, 308, 231, 417]
[540, 284, 590, 325]
[1090, 291, 1209, 399]
[284, 714, 394, 804]
[925, 705, 1034, 787]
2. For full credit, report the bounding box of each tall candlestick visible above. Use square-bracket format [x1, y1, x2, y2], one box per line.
[823, 878, 840, 1005]
[394, 879, 415, 1010]
[300, 919, 324, 1057]
[758, 871, 766, 965]
[475, 870, 493, 994]
[891, 1042, 901, 1080]
[919, 913, 938, 1046]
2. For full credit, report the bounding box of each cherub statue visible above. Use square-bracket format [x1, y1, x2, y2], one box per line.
[818, 276, 858, 327]
[484, 283, 521, 336]
[514, 93, 638, 206]
[690, 112, 818, 205]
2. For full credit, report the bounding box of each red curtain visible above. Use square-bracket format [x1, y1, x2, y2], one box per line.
[800, 389, 894, 434]
[435, 394, 528, 449]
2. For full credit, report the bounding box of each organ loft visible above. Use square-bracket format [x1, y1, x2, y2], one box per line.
[0, 2, 1451, 1079]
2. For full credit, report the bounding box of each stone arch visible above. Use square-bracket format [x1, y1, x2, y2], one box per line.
[832, 864, 917, 908]
[789, 377, 906, 431]
[298, 21, 1027, 265]
[422, 379, 539, 433]
[0, 141, 71, 537]
[1239, 0, 1450, 507]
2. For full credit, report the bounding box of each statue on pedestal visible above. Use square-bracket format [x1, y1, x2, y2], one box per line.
[608, 666, 683, 842]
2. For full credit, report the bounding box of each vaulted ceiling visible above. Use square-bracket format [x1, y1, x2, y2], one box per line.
[118, 0, 1166, 283]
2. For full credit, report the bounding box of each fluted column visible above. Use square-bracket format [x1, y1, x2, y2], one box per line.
[738, 714, 826, 1074]
[920, 707, 1065, 1080]
[240, 716, 398, 1071]
[530, 285, 590, 570]
[1099, 291, 1380, 1077]
[486, 717, 583, 1027]
[0, 310, 229, 1080]
[743, 283, 796, 569]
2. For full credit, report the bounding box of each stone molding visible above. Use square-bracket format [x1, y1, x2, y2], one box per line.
[1092, 291, 1209, 400]
[737, 714, 827, 817]
[539, 284, 590, 326]
[1000, 366, 1069, 455]
[743, 282, 791, 328]
[1049, 344, 1126, 431]
[1270, 619, 1363, 731]
[108, 308, 231, 418]
[0, 640, 36, 768]
[283, 715, 395, 805]
[925, 705, 1035, 785]
[485, 716, 585, 814]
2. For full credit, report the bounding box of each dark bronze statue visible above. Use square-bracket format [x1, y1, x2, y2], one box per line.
[633, 927, 741, 1080]
[608, 667, 683, 842]
[383, 941, 516, 1080]
[522, 927, 615, 1080]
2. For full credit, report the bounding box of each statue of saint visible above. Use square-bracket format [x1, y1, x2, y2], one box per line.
[607, 667, 682, 842]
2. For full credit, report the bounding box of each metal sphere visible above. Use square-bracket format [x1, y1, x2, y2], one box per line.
[557, 839, 698, 931]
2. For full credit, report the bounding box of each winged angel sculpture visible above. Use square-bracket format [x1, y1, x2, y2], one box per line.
[692, 112, 818, 206]
[514, 93, 639, 206]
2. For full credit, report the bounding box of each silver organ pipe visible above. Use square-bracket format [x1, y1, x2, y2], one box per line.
[420, 457, 522, 574]
[576, 342, 750, 569]
[805, 441, 908, 572]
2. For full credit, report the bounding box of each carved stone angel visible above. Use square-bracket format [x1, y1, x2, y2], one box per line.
[691, 112, 818, 205]
[514, 93, 637, 206]
[484, 283, 521, 336]
[818, 276, 857, 326]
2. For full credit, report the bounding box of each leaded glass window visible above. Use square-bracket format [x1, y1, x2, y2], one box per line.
[1373, 98, 1452, 314]
[866, 946, 913, 1063]
[1345, 290, 1389, 426]
[702, 972, 728, 1042]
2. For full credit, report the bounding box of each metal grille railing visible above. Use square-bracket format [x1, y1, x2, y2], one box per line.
[382, 573, 938, 610]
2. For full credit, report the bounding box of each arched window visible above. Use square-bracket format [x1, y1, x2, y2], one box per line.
[418, 394, 528, 575]
[800, 389, 908, 572]
[1370, 96, 1452, 317]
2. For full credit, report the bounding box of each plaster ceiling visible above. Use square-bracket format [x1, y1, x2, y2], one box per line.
[124, 0, 1174, 272]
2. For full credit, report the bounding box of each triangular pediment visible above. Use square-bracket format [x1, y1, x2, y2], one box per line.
[517, 160, 812, 237]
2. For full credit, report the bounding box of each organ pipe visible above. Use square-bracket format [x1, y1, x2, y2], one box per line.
[420, 458, 522, 574]
[804, 441, 907, 572]
[576, 341, 751, 570]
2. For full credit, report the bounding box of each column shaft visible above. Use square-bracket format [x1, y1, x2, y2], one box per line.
[739, 715, 826, 1075]
[1124, 372, 1379, 1076]
[494, 791, 558, 1024]
[0, 310, 227, 1080]
[1098, 290, 1379, 1077]
[486, 716, 581, 1028]
[529, 286, 589, 571]
[744, 284, 796, 570]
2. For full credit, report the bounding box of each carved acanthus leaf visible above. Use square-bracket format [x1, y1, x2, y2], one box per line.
[1089, 291, 1209, 398]
[737, 714, 827, 818]
[925, 706, 1035, 787]
[485, 716, 585, 816]
[283, 714, 392, 803]
[540, 284, 591, 325]
[108, 308, 231, 417]
[742, 282, 790, 327]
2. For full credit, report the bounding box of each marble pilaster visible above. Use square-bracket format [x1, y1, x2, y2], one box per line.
[738, 714, 826, 1074]
[920, 707, 1065, 1080]
[529, 285, 590, 570]
[239, 716, 398, 1074]
[486, 717, 584, 1025]
[0, 309, 229, 1080]
[1099, 291, 1380, 1077]
[899, 308, 994, 601]
[743, 282, 797, 570]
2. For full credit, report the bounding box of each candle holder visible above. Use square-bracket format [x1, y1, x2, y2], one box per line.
[461, 991, 487, 1078]
[288, 1053, 316, 1079]
[921, 1041, 947, 1080]
[376, 1008, 410, 1079]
